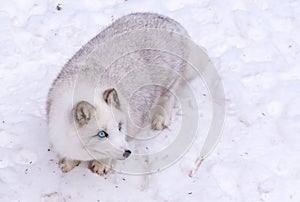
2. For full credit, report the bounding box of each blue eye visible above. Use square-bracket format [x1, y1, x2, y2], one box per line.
[98, 131, 108, 138]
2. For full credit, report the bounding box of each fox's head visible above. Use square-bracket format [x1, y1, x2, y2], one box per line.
[73, 88, 131, 160]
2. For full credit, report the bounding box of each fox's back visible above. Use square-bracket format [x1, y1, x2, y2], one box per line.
[47, 12, 190, 117]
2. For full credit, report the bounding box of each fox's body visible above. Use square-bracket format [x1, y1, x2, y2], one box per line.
[47, 12, 192, 174]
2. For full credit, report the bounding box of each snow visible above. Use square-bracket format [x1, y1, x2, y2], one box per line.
[0, 0, 300, 201]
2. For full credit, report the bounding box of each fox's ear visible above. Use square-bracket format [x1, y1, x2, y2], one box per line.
[103, 88, 120, 109]
[74, 101, 96, 126]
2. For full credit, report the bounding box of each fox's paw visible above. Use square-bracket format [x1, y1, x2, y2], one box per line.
[150, 105, 170, 130]
[59, 159, 80, 173]
[89, 160, 110, 175]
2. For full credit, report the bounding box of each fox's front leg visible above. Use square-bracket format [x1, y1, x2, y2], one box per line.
[59, 158, 81, 173]
[89, 159, 112, 175]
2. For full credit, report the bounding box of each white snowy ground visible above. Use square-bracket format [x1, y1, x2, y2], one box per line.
[1, 0, 300, 201]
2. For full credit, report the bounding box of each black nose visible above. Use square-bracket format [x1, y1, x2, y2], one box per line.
[123, 150, 131, 158]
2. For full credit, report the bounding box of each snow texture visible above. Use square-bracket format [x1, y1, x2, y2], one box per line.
[0, 0, 300, 201]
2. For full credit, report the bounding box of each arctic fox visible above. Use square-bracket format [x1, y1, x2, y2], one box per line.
[47, 12, 192, 174]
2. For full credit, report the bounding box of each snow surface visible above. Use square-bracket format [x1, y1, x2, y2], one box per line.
[1, 0, 300, 201]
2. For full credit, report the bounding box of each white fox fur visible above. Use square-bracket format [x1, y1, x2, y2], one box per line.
[47, 12, 192, 174]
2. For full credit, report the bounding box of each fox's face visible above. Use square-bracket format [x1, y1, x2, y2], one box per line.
[73, 89, 131, 160]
